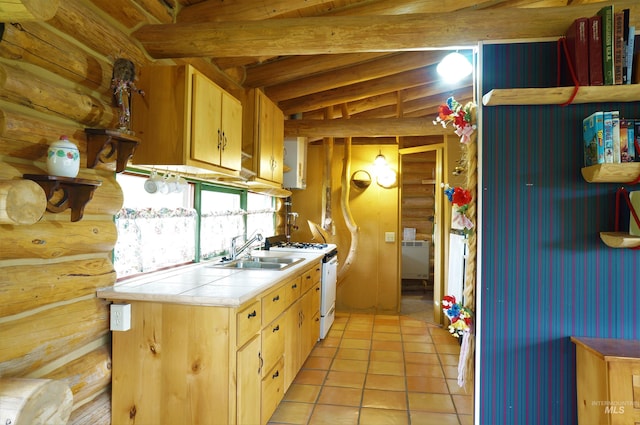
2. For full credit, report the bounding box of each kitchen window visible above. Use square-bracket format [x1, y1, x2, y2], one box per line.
[113, 172, 275, 280]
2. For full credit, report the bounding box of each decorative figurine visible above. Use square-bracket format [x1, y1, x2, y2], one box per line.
[111, 58, 144, 134]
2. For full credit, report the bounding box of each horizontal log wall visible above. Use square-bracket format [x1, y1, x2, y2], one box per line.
[0, 2, 239, 424]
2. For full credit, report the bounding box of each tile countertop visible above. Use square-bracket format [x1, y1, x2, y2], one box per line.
[97, 251, 324, 308]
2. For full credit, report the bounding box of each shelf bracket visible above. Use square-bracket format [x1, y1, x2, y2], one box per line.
[85, 128, 141, 173]
[23, 174, 102, 222]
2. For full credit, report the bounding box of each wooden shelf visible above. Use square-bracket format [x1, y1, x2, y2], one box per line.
[581, 163, 640, 183]
[85, 128, 141, 173]
[599, 232, 640, 249]
[483, 85, 640, 106]
[23, 174, 102, 222]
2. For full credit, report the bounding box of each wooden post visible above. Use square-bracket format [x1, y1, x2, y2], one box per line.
[0, 180, 46, 225]
[0, 378, 73, 425]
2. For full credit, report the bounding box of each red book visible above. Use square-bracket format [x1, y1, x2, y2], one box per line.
[564, 17, 590, 86]
[588, 15, 604, 86]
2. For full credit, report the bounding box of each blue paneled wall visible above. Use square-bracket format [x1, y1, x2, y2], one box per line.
[480, 42, 640, 424]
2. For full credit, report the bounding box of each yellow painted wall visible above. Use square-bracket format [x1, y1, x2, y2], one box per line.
[290, 142, 399, 314]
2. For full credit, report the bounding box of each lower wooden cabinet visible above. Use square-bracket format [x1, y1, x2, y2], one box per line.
[110, 261, 322, 425]
[571, 337, 640, 425]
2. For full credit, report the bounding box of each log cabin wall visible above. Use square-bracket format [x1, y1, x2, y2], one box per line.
[0, 2, 243, 423]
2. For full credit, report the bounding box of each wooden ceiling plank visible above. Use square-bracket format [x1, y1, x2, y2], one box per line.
[0, 0, 60, 21]
[284, 117, 450, 138]
[278, 65, 440, 115]
[265, 50, 454, 102]
[244, 52, 390, 88]
[132, 1, 639, 58]
[177, 0, 336, 23]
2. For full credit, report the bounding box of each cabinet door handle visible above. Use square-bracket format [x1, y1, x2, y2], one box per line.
[222, 132, 228, 150]
[292, 284, 297, 289]
[272, 325, 280, 332]
[247, 310, 257, 319]
[258, 351, 263, 375]
[272, 295, 280, 302]
[316, 287, 320, 292]
[272, 370, 279, 379]
[217, 129, 222, 150]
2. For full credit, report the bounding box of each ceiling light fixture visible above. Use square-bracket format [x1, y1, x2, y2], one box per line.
[374, 150, 386, 167]
[437, 52, 473, 84]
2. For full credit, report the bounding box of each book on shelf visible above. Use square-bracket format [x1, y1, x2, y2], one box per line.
[603, 111, 614, 163]
[622, 9, 630, 84]
[564, 17, 590, 86]
[628, 120, 636, 161]
[630, 191, 640, 236]
[612, 111, 621, 163]
[588, 15, 604, 86]
[614, 11, 624, 84]
[635, 121, 640, 161]
[583, 111, 604, 166]
[598, 5, 615, 85]
[620, 119, 632, 162]
[628, 26, 636, 83]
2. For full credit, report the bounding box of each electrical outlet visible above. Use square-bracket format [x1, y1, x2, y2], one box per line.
[385, 232, 395, 242]
[110, 303, 131, 331]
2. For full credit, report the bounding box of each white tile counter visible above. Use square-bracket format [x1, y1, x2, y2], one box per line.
[97, 252, 324, 307]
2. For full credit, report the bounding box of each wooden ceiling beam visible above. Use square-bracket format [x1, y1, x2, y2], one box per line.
[265, 51, 454, 102]
[284, 117, 450, 138]
[177, 0, 336, 23]
[132, 1, 639, 58]
[0, 0, 59, 21]
[278, 65, 440, 115]
[244, 52, 389, 88]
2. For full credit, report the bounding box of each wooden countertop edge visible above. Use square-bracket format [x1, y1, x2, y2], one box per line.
[571, 336, 640, 361]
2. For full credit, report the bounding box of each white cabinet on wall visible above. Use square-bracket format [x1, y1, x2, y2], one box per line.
[283, 137, 307, 189]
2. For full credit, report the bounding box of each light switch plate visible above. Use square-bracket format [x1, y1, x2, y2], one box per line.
[384, 232, 396, 242]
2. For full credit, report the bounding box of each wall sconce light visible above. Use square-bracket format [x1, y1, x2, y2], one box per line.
[377, 167, 397, 188]
[351, 170, 372, 189]
[437, 51, 473, 84]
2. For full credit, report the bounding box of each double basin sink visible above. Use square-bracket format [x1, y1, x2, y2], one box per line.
[209, 255, 305, 271]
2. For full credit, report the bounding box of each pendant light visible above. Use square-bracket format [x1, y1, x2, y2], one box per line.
[437, 52, 473, 83]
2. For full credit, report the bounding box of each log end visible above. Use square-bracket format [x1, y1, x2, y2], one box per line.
[0, 180, 47, 225]
[0, 378, 73, 425]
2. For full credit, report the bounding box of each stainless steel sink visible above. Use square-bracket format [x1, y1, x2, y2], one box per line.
[208, 256, 304, 270]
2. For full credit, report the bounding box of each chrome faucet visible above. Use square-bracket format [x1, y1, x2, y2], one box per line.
[230, 232, 264, 260]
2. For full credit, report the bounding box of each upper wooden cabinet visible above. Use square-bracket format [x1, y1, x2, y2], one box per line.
[131, 64, 242, 177]
[244, 89, 285, 184]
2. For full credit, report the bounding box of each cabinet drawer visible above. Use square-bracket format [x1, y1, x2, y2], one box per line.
[284, 276, 302, 306]
[237, 301, 261, 346]
[261, 358, 285, 425]
[261, 316, 285, 377]
[262, 284, 287, 324]
[302, 262, 321, 292]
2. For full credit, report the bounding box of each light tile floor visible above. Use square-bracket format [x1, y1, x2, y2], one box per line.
[268, 312, 473, 425]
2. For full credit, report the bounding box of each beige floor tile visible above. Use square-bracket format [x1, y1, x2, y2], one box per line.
[303, 356, 333, 370]
[368, 360, 405, 376]
[335, 347, 370, 361]
[308, 404, 360, 425]
[406, 376, 449, 393]
[370, 350, 404, 362]
[373, 324, 401, 333]
[446, 379, 469, 395]
[403, 342, 436, 353]
[436, 344, 461, 354]
[330, 358, 369, 373]
[372, 332, 402, 342]
[283, 384, 322, 403]
[269, 401, 314, 424]
[318, 336, 341, 347]
[374, 315, 400, 324]
[408, 392, 456, 413]
[442, 365, 459, 379]
[372, 340, 403, 351]
[452, 394, 474, 415]
[438, 353, 461, 366]
[317, 385, 363, 406]
[365, 374, 406, 391]
[400, 317, 428, 328]
[404, 352, 439, 364]
[340, 338, 371, 350]
[409, 411, 460, 425]
[293, 369, 328, 385]
[343, 330, 373, 340]
[402, 333, 432, 343]
[405, 363, 444, 378]
[458, 414, 474, 425]
[345, 323, 373, 332]
[324, 370, 366, 389]
[359, 408, 409, 425]
[310, 346, 338, 358]
[326, 328, 344, 339]
[362, 389, 408, 410]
